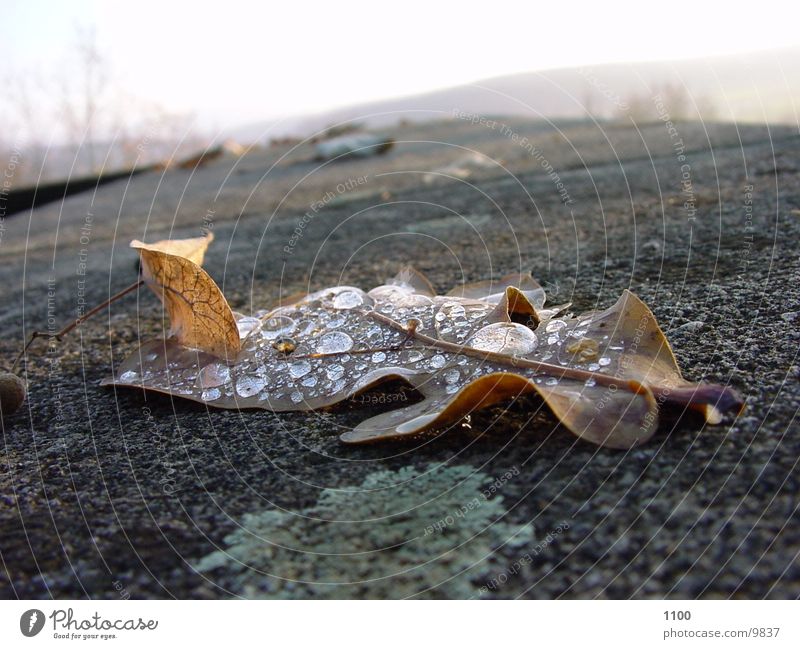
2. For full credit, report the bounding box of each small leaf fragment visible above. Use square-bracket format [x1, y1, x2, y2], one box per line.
[566, 337, 600, 361]
[131, 232, 215, 266]
[130, 237, 240, 359]
[447, 272, 546, 309]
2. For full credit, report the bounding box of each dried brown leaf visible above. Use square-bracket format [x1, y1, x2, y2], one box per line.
[131, 232, 215, 266]
[106, 261, 743, 449]
[130, 235, 240, 359]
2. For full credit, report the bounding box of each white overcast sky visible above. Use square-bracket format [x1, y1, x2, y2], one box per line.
[4, 0, 800, 132]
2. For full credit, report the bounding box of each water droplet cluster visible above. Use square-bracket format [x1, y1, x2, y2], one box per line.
[111, 277, 626, 417]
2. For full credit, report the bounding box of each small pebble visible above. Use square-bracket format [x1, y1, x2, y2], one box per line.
[677, 321, 704, 334]
[0, 373, 26, 418]
[641, 239, 662, 252]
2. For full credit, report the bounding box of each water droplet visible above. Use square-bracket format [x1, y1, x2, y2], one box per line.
[545, 377, 559, 386]
[316, 331, 353, 354]
[201, 387, 221, 401]
[236, 316, 262, 338]
[236, 375, 266, 397]
[326, 364, 345, 381]
[545, 320, 567, 333]
[120, 370, 138, 382]
[435, 302, 467, 326]
[446, 384, 460, 394]
[365, 324, 382, 338]
[371, 351, 386, 363]
[444, 369, 460, 384]
[396, 293, 433, 308]
[588, 363, 601, 371]
[144, 352, 158, 362]
[290, 390, 304, 404]
[262, 316, 296, 340]
[584, 378, 597, 387]
[198, 363, 231, 388]
[326, 315, 346, 329]
[333, 290, 364, 309]
[430, 354, 446, 369]
[295, 320, 316, 337]
[301, 375, 317, 388]
[447, 302, 466, 317]
[289, 360, 311, 378]
[368, 284, 415, 306]
[468, 322, 538, 355]
[598, 357, 611, 366]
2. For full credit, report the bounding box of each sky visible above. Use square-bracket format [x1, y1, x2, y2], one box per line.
[3, 0, 800, 135]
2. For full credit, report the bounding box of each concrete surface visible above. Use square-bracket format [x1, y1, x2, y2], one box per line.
[1, 116, 798, 598]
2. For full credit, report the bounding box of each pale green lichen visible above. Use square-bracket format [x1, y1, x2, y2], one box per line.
[195, 464, 534, 598]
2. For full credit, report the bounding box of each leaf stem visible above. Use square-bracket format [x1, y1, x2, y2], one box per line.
[291, 309, 739, 414]
[365, 311, 743, 412]
[365, 309, 629, 388]
[12, 279, 144, 371]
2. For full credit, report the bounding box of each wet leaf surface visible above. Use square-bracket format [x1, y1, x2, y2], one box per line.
[107, 243, 743, 449]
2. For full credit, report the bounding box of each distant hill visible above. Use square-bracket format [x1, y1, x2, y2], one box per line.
[233, 46, 799, 143]
[9, 47, 796, 187]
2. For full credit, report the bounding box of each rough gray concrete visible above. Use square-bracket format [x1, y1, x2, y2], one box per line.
[1, 117, 798, 598]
